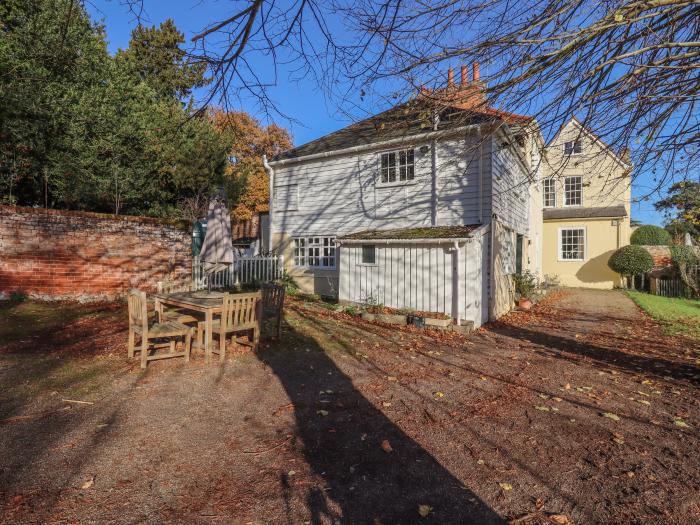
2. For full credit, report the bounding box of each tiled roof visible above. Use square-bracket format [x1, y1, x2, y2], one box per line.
[339, 225, 481, 241]
[543, 205, 627, 220]
[641, 245, 673, 269]
[272, 85, 533, 161]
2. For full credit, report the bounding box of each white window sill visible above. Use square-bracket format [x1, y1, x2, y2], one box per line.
[376, 180, 418, 189]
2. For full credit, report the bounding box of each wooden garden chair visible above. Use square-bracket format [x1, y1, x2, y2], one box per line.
[156, 280, 202, 325]
[261, 283, 285, 340]
[197, 292, 261, 363]
[128, 289, 193, 369]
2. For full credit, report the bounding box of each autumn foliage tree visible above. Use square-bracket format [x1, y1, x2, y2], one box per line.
[211, 110, 292, 221]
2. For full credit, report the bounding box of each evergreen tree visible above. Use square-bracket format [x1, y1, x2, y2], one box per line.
[119, 19, 207, 102]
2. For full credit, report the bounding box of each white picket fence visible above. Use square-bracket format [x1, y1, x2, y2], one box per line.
[192, 255, 284, 290]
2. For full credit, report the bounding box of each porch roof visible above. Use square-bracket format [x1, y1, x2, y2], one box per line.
[339, 225, 481, 242]
[543, 205, 627, 220]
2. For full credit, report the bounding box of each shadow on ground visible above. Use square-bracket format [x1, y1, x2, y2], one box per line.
[258, 325, 504, 525]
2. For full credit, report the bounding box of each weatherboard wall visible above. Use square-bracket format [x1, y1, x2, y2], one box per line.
[271, 133, 490, 237]
[338, 228, 489, 327]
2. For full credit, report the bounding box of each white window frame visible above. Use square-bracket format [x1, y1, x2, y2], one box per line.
[542, 177, 556, 208]
[563, 176, 583, 207]
[563, 139, 582, 155]
[293, 236, 336, 269]
[378, 148, 415, 186]
[558, 227, 586, 262]
[359, 244, 377, 266]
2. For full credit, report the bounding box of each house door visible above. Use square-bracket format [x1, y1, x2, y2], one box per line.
[515, 234, 523, 274]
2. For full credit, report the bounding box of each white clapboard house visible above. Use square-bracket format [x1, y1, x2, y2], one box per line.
[263, 64, 543, 328]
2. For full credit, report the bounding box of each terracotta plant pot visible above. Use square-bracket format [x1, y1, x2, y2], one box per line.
[518, 298, 533, 310]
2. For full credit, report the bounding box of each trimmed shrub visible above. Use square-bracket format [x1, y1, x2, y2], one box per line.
[630, 225, 671, 246]
[608, 245, 654, 276]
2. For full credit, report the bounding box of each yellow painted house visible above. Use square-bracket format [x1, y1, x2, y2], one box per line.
[541, 117, 632, 288]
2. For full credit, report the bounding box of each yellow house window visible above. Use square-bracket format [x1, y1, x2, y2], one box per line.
[543, 178, 556, 207]
[558, 227, 586, 261]
[564, 176, 582, 206]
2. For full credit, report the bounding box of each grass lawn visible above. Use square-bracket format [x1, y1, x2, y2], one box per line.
[626, 290, 700, 340]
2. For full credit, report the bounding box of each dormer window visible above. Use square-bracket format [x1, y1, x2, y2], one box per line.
[380, 148, 415, 184]
[564, 139, 582, 155]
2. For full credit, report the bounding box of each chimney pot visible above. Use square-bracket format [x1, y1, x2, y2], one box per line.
[447, 67, 454, 87]
[472, 62, 480, 82]
[460, 65, 467, 86]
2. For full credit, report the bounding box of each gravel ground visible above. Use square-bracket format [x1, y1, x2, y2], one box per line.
[1, 289, 698, 524]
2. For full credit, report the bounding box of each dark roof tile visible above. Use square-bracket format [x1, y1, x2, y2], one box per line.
[543, 205, 627, 220]
[339, 225, 481, 241]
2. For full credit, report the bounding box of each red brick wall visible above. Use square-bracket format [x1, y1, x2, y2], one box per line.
[0, 205, 192, 301]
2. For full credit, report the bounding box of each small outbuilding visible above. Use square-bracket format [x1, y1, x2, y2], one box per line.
[337, 225, 491, 328]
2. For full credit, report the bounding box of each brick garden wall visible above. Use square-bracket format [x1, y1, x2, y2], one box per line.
[0, 205, 192, 301]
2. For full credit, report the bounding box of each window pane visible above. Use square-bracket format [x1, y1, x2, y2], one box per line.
[379, 149, 414, 184]
[560, 228, 585, 260]
[362, 245, 376, 264]
[564, 176, 582, 206]
[543, 178, 555, 207]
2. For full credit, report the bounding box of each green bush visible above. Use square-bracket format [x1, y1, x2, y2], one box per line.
[630, 225, 671, 246]
[512, 271, 538, 299]
[608, 245, 654, 276]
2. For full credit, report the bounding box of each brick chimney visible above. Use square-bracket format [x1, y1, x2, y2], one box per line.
[461, 65, 468, 86]
[472, 62, 480, 82]
[447, 67, 455, 87]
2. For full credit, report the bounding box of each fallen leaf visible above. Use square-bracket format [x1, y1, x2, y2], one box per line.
[498, 482, 513, 491]
[381, 440, 393, 453]
[534, 405, 550, 412]
[387, 376, 398, 382]
[477, 459, 485, 465]
[81, 476, 95, 490]
[636, 399, 651, 406]
[382, 401, 392, 407]
[288, 470, 296, 476]
[434, 391, 445, 398]
[674, 419, 690, 428]
[602, 412, 620, 421]
[550, 515, 571, 525]
[418, 504, 433, 518]
[317, 410, 329, 416]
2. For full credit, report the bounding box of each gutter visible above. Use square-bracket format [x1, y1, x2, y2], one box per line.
[268, 124, 481, 167]
[262, 154, 274, 253]
[335, 237, 472, 246]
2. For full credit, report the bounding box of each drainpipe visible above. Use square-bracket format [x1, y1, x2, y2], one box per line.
[263, 154, 274, 253]
[478, 126, 484, 224]
[431, 109, 440, 226]
[450, 240, 461, 325]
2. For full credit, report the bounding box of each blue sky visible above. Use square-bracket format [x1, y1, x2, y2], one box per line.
[87, 1, 666, 225]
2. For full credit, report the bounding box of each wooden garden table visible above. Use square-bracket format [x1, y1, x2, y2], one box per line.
[153, 291, 224, 361]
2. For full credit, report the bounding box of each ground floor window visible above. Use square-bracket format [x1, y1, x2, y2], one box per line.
[293, 236, 336, 268]
[361, 244, 376, 264]
[559, 228, 586, 261]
